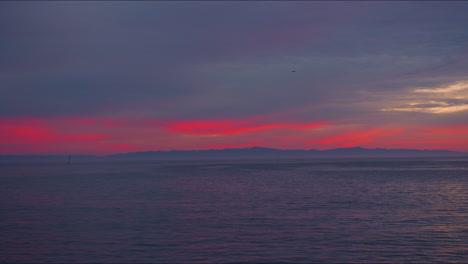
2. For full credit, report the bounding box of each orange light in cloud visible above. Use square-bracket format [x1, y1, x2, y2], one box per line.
[315, 127, 403, 147]
[166, 120, 328, 135]
[411, 125, 468, 136]
[316, 125, 467, 151]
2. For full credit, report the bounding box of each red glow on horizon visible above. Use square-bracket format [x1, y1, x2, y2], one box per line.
[92, 142, 140, 152]
[0, 120, 107, 145]
[376, 138, 468, 151]
[1, 117, 467, 155]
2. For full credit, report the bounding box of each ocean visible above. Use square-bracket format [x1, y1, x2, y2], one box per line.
[1, 158, 467, 263]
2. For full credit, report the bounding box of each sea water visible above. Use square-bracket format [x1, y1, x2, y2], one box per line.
[1, 158, 467, 263]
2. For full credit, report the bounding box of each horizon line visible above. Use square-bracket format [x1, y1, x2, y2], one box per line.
[1, 146, 466, 157]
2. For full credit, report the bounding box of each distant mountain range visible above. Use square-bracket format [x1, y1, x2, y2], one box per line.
[107, 146, 465, 159]
[1, 147, 466, 161]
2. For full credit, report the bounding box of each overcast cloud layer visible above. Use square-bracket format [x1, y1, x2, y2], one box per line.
[1, 1, 467, 155]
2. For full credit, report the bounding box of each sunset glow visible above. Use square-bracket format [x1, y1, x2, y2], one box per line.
[1, 117, 466, 155]
[1, 1, 467, 155]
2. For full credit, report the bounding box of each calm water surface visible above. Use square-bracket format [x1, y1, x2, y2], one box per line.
[1, 158, 468, 263]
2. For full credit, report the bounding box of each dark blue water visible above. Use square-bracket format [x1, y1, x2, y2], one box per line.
[1, 158, 468, 263]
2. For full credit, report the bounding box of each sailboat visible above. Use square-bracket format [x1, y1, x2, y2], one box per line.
[67, 155, 71, 165]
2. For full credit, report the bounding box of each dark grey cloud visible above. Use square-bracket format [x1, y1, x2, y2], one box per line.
[1, 1, 468, 123]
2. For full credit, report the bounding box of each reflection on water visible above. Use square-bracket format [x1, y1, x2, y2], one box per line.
[1, 158, 468, 263]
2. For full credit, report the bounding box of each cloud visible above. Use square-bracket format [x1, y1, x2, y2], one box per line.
[5, 1, 467, 120]
[382, 104, 468, 114]
[414, 81, 468, 93]
[381, 80, 468, 114]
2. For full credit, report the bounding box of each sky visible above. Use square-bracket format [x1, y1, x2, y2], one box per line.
[1, 1, 468, 155]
